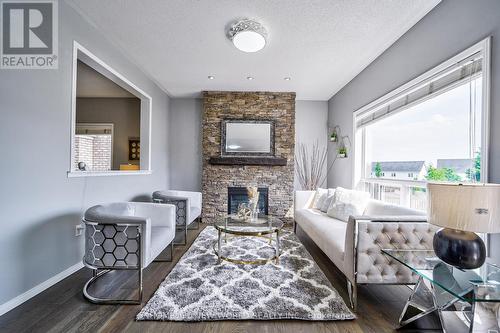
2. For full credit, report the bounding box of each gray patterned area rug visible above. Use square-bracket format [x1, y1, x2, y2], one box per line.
[136, 227, 355, 321]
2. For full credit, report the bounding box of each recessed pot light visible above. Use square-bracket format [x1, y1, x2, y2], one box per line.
[284, 77, 291, 81]
[228, 19, 268, 53]
[208, 75, 215, 80]
[247, 76, 254, 80]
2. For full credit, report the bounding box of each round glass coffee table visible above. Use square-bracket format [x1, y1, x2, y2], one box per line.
[213, 215, 284, 265]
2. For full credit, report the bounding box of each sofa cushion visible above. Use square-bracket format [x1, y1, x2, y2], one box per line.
[295, 208, 347, 270]
[327, 187, 370, 222]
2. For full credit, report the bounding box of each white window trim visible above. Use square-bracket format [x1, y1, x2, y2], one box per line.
[68, 41, 153, 178]
[352, 37, 491, 189]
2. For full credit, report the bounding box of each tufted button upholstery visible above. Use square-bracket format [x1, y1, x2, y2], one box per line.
[355, 221, 438, 284]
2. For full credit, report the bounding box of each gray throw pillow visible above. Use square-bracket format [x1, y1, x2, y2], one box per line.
[320, 191, 336, 212]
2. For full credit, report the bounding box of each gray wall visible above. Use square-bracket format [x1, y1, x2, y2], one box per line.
[76, 97, 141, 170]
[168, 99, 328, 191]
[295, 101, 329, 189]
[327, 0, 500, 263]
[169, 98, 203, 191]
[0, 1, 171, 306]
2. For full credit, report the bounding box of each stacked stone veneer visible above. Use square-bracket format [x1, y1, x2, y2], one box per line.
[202, 91, 296, 224]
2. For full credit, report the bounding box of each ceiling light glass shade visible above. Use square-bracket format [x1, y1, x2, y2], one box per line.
[233, 31, 266, 52]
[228, 19, 267, 53]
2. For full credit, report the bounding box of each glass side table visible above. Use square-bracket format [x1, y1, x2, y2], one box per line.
[382, 249, 500, 333]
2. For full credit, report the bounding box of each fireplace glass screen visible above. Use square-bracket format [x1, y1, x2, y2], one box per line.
[227, 187, 269, 215]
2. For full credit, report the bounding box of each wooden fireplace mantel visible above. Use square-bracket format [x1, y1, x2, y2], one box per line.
[208, 156, 287, 166]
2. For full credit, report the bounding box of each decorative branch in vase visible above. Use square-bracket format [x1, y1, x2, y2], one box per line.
[295, 141, 338, 190]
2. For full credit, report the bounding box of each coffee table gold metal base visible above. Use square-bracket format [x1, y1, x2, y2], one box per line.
[213, 233, 280, 265]
[213, 216, 283, 265]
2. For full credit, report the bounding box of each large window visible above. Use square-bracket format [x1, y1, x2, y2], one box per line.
[353, 38, 490, 211]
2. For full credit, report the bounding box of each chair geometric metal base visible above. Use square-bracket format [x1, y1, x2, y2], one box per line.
[82, 242, 174, 305]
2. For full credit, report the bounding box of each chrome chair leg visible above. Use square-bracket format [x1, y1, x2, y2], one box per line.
[188, 217, 200, 230]
[173, 224, 187, 246]
[83, 268, 142, 305]
[153, 242, 174, 262]
[347, 280, 358, 311]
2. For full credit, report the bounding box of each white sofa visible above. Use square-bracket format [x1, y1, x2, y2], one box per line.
[294, 190, 437, 310]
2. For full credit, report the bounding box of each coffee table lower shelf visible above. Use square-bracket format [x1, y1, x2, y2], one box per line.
[214, 231, 281, 265]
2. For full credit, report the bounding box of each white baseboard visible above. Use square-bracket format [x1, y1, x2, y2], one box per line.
[0, 262, 84, 317]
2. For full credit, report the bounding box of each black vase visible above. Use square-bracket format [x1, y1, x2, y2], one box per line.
[433, 228, 486, 269]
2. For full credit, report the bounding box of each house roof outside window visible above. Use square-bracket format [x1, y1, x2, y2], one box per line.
[436, 159, 474, 174]
[371, 161, 425, 173]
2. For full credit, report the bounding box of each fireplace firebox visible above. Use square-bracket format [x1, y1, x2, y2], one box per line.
[227, 187, 269, 215]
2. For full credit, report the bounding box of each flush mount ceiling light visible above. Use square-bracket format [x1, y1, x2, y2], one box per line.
[228, 19, 267, 53]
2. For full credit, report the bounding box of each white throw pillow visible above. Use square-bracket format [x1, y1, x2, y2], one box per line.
[312, 188, 328, 209]
[320, 190, 336, 212]
[327, 187, 370, 222]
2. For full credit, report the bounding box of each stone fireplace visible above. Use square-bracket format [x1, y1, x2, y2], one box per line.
[201, 91, 295, 223]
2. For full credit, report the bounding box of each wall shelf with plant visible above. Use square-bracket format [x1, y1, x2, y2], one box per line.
[328, 124, 351, 158]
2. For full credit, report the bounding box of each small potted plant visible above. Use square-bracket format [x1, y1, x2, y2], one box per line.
[338, 146, 347, 158]
[329, 131, 338, 142]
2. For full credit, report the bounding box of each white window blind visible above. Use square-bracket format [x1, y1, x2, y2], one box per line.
[356, 53, 483, 129]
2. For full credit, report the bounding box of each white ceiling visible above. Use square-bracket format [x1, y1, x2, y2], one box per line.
[67, 0, 440, 100]
[76, 60, 136, 98]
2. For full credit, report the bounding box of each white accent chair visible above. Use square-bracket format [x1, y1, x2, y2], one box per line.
[152, 190, 202, 245]
[294, 190, 437, 310]
[82, 202, 176, 304]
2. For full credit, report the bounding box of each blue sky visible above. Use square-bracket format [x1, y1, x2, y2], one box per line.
[365, 78, 482, 166]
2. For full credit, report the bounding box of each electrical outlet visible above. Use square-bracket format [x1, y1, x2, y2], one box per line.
[75, 224, 84, 237]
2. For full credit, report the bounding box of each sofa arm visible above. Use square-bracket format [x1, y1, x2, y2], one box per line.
[294, 191, 316, 211]
[344, 216, 437, 285]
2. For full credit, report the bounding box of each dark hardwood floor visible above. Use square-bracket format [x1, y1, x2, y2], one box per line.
[0, 225, 441, 333]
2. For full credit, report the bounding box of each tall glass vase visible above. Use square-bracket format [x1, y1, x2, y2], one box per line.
[249, 193, 260, 222]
